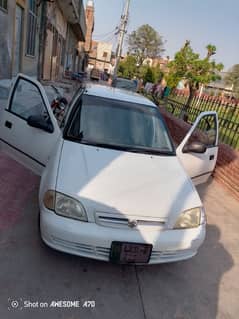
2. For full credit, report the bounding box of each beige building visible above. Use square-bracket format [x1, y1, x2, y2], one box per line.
[83, 1, 113, 73]
[42, 0, 86, 81]
[0, 0, 86, 81]
[42, 2, 68, 81]
[142, 57, 169, 72]
[0, 0, 42, 79]
[88, 41, 113, 73]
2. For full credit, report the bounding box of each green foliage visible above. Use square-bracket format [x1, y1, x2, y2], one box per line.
[118, 54, 164, 84]
[224, 64, 239, 96]
[144, 68, 154, 83]
[167, 41, 224, 109]
[206, 44, 216, 58]
[118, 55, 137, 79]
[138, 65, 164, 84]
[137, 64, 148, 80]
[167, 41, 224, 91]
[152, 65, 164, 83]
[165, 72, 180, 88]
[128, 24, 164, 65]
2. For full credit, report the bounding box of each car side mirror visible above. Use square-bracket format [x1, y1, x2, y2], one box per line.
[183, 141, 207, 154]
[27, 115, 54, 133]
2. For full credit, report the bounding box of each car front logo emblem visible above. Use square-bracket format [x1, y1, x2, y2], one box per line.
[128, 220, 138, 228]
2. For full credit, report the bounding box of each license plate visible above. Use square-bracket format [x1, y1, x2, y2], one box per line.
[110, 242, 152, 264]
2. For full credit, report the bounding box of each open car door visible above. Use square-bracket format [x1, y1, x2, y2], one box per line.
[176, 111, 219, 185]
[0, 74, 61, 175]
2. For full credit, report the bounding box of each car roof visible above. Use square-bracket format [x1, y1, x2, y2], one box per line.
[84, 83, 156, 107]
[116, 77, 134, 82]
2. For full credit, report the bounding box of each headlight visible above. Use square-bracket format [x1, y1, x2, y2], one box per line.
[173, 207, 204, 229]
[43, 190, 88, 222]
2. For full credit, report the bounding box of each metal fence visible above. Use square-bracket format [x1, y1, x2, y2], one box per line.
[162, 92, 239, 150]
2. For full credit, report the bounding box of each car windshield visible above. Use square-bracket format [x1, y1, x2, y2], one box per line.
[67, 95, 175, 155]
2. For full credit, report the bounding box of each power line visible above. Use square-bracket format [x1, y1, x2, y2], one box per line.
[113, 0, 131, 78]
[93, 28, 117, 38]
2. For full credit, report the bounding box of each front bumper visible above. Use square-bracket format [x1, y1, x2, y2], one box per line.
[40, 209, 206, 264]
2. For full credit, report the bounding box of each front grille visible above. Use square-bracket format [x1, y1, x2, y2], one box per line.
[95, 212, 166, 230]
[51, 236, 195, 263]
[52, 236, 110, 258]
[150, 249, 195, 261]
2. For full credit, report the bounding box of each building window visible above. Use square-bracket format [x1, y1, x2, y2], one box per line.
[0, 0, 8, 11]
[61, 39, 66, 66]
[26, 0, 37, 56]
[103, 52, 108, 59]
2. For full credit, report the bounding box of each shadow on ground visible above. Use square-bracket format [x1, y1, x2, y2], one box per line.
[136, 223, 233, 319]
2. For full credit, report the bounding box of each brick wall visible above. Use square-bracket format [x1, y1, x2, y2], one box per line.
[160, 108, 239, 201]
[85, 3, 94, 52]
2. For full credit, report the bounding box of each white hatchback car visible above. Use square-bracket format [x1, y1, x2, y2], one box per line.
[0, 74, 219, 264]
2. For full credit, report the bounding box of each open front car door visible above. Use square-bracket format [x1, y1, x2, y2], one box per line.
[176, 111, 219, 185]
[0, 74, 60, 175]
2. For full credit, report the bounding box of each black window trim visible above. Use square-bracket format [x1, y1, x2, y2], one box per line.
[63, 93, 176, 156]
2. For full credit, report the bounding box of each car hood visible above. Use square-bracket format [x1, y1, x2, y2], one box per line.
[56, 141, 201, 220]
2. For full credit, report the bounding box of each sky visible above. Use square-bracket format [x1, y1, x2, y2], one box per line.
[84, 0, 239, 71]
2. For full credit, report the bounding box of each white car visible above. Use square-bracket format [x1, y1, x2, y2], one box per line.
[0, 74, 219, 264]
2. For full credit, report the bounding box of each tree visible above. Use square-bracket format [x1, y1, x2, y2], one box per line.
[206, 44, 216, 59]
[152, 64, 164, 83]
[118, 55, 137, 79]
[167, 41, 224, 116]
[144, 67, 154, 83]
[128, 24, 164, 66]
[224, 64, 239, 96]
[118, 54, 164, 84]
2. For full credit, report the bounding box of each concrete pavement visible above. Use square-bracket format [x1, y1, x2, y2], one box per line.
[0, 152, 239, 319]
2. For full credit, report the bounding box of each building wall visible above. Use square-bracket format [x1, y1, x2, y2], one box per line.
[0, 0, 41, 79]
[65, 24, 78, 74]
[84, 2, 94, 52]
[20, 0, 41, 77]
[88, 41, 112, 72]
[96, 42, 112, 63]
[0, 0, 87, 81]
[42, 1, 86, 80]
[0, 0, 15, 79]
[43, 2, 67, 80]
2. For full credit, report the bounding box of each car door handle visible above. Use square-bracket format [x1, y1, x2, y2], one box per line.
[5, 121, 12, 129]
[209, 155, 214, 161]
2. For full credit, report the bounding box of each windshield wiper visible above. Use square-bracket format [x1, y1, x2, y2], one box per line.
[123, 147, 174, 155]
[78, 140, 175, 155]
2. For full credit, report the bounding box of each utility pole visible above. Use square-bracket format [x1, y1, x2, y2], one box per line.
[113, 0, 130, 78]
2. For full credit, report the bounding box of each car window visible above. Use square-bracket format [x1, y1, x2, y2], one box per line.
[67, 95, 175, 155]
[10, 78, 48, 120]
[185, 114, 217, 148]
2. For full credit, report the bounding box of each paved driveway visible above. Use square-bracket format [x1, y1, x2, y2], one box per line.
[0, 153, 239, 319]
